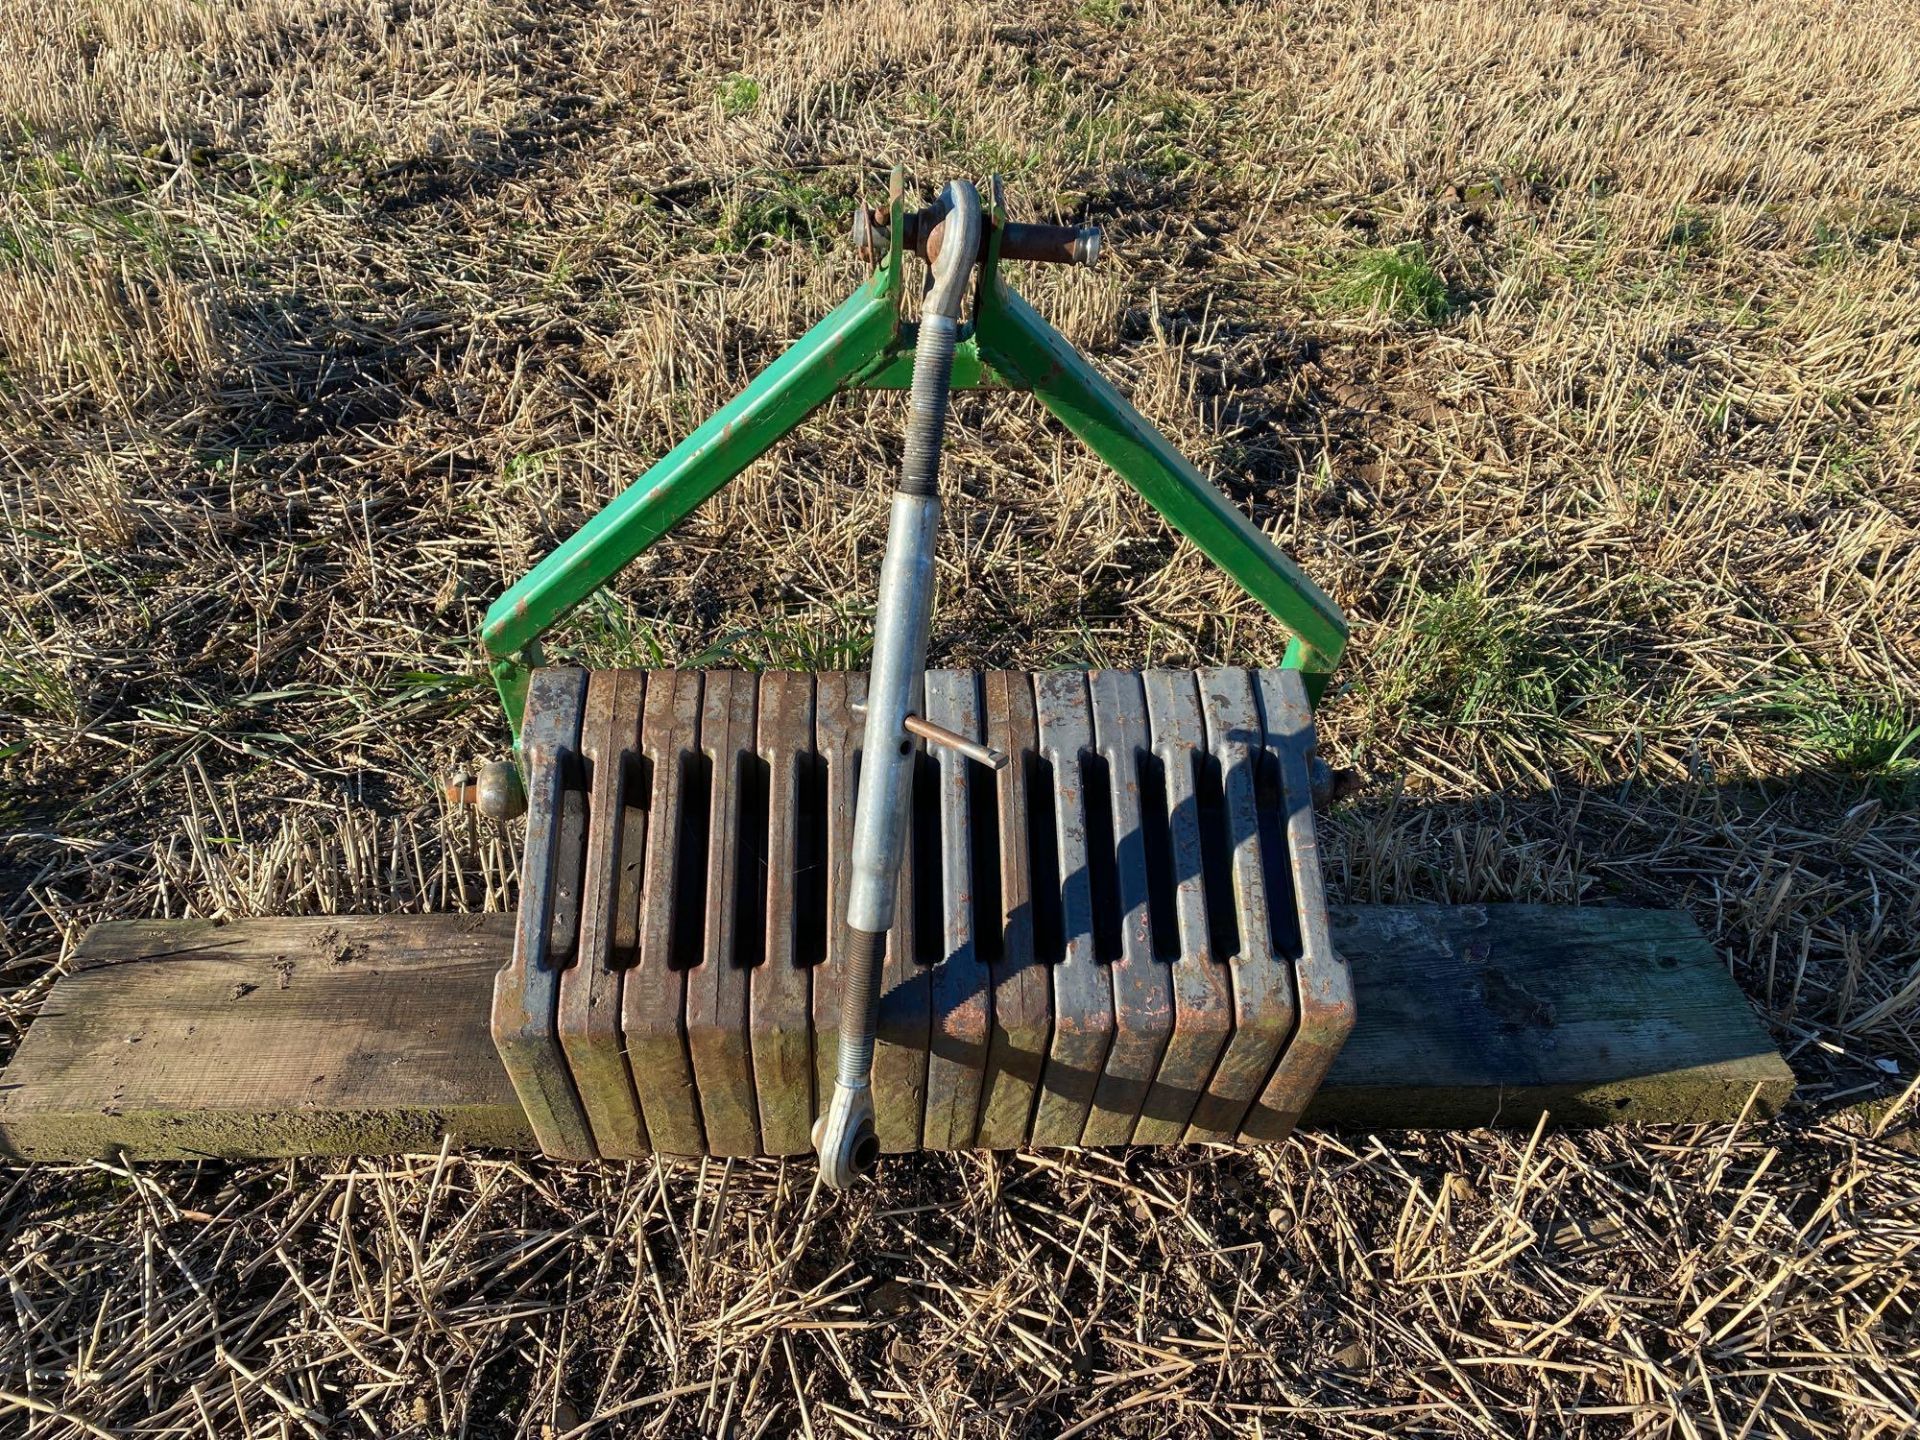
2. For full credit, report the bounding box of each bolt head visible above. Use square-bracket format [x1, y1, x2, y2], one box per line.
[475, 760, 527, 822]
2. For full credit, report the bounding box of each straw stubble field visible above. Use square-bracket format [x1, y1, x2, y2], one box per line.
[2, 0, 1917, 1434]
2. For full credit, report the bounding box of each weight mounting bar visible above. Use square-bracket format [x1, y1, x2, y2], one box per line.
[477, 168, 1349, 744]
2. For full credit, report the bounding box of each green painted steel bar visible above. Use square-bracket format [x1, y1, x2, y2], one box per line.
[1280, 634, 1335, 705]
[859, 329, 1001, 389]
[480, 176, 1348, 739]
[974, 281, 1347, 671]
[481, 273, 909, 734]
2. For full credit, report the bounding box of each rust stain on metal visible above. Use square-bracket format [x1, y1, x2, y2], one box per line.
[873, 671, 929, 1153]
[490, 667, 597, 1160]
[1238, 669, 1355, 1144]
[1081, 669, 1173, 1146]
[922, 670, 990, 1150]
[810, 673, 853, 1125]
[853, 206, 1100, 269]
[1030, 671, 1115, 1146]
[684, 671, 761, 1158]
[1132, 670, 1233, 1145]
[751, 671, 816, 1156]
[622, 670, 706, 1155]
[1184, 667, 1296, 1142]
[557, 670, 649, 1158]
[976, 671, 1049, 1150]
[501, 665, 1348, 1159]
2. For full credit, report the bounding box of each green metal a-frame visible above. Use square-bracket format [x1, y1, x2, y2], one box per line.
[480, 172, 1347, 739]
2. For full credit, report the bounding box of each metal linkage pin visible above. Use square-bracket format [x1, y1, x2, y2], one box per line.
[852, 702, 1008, 771]
[444, 760, 528, 821]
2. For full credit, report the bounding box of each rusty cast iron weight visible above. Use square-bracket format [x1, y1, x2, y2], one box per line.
[471, 167, 1363, 1174]
[812, 180, 983, 1188]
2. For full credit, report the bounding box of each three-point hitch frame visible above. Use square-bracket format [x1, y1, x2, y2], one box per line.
[479, 169, 1348, 743]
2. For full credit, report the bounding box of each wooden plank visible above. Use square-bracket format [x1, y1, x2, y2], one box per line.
[0, 905, 1796, 1160]
[557, 669, 650, 1158]
[974, 671, 1049, 1150]
[684, 671, 761, 1157]
[490, 667, 597, 1160]
[751, 672, 816, 1156]
[1314, 904, 1792, 1128]
[2, 914, 530, 1159]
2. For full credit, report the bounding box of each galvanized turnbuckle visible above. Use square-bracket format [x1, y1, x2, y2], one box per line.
[813, 179, 984, 1189]
[816, 178, 1135, 1188]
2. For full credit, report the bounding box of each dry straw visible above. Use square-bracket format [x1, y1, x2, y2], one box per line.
[3, 0, 1916, 1434]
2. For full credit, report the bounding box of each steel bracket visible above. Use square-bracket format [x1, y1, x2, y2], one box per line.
[481, 167, 1347, 741]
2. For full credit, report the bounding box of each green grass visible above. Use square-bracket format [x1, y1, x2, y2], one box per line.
[1664, 206, 1715, 258]
[1762, 680, 1920, 793]
[1362, 571, 1626, 744]
[551, 590, 673, 670]
[718, 74, 761, 117]
[1322, 244, 1454, 323]
[906, 91, 1038, 180]
[501, 451, 547, 490]
[715, 174, 848, 253]
[689, 615, 874, 672]
[549, 593, 874, 672]
[1816, 436, 1877, 500]
[1069, 91, 1208, 181]
[0, 648, 80, 728]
